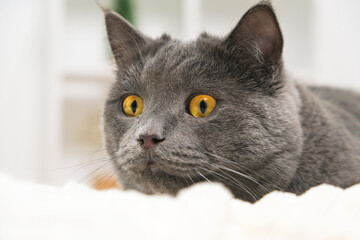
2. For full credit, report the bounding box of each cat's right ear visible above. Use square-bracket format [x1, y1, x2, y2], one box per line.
[104, 9, 148, 66]
[224, 2, 283, 66]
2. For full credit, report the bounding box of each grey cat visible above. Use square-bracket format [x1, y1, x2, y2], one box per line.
[102, 2, 360, 202]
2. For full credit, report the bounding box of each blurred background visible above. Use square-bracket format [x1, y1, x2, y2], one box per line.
[0, 0, 359, 188]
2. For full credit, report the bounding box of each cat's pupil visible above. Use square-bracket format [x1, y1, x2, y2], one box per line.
[200, 100, 207, 114]
[131, 100, 137, 114]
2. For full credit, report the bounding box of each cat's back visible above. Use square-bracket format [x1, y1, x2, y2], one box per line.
[288, 84, 360, 193]
[308, 86, 360, 126]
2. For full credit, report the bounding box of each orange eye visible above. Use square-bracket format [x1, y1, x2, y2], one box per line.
[122, 95, 143, 117]
[188, 95, 217, 118]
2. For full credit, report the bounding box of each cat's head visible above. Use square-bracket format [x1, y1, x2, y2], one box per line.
[103, 2, 303, 202]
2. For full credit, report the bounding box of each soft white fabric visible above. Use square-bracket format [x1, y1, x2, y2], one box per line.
[0, 173, 359, 240]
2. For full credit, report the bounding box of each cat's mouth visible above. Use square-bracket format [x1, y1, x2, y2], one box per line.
[119, 150, 200, 193]
[145, 161, 177, 177]
[144, 150, 176, 176]
[117, 151, 205, 195]
[147, 161, 163, 175]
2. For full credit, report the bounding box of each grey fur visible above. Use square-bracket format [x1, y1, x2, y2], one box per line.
[102, 2, 360, 202]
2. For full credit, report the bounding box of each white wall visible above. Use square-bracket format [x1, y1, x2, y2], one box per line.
[314, 0, 360, 91]
[0, 0, 45, 181]
[134, 0, 317, 81]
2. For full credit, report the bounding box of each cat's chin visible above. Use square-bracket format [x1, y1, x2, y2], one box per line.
[122, 166, 193, 196]
[146, 163, 177, 177]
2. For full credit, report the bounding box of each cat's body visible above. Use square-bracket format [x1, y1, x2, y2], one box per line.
[103, 2, 360, 202]
[287, 85, 360, 194]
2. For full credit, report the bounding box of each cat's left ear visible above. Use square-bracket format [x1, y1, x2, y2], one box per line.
[104, 9, 149, 66]
[225, 2, 283, 65]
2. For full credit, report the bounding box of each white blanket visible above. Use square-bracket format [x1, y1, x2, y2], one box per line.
[0, 173, 359, 240]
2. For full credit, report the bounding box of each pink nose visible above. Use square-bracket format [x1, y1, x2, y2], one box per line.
[138, 134, 164, 150]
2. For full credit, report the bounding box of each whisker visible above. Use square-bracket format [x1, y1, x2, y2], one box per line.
[70, 159, 110, 171]
[79, 161, 113, 185]
[182, 175, 190, 186]
[217, 165, 259, 184]
[202, 151, 278, 192]
[93, 166, 119, 189]
[110, 174, 121, 188]
[218, 164, 272, 194]
[198, 165, 258, 201]
[68, 159, 112, 179]
[196, 170, 212, 184]
[187, 173, 195, 184]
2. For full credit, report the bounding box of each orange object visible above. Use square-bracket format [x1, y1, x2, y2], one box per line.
[92, 175, 122, 190]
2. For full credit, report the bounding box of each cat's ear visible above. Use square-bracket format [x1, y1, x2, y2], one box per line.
[104, 9, 148, 66]
[225, 2, 283, 65]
